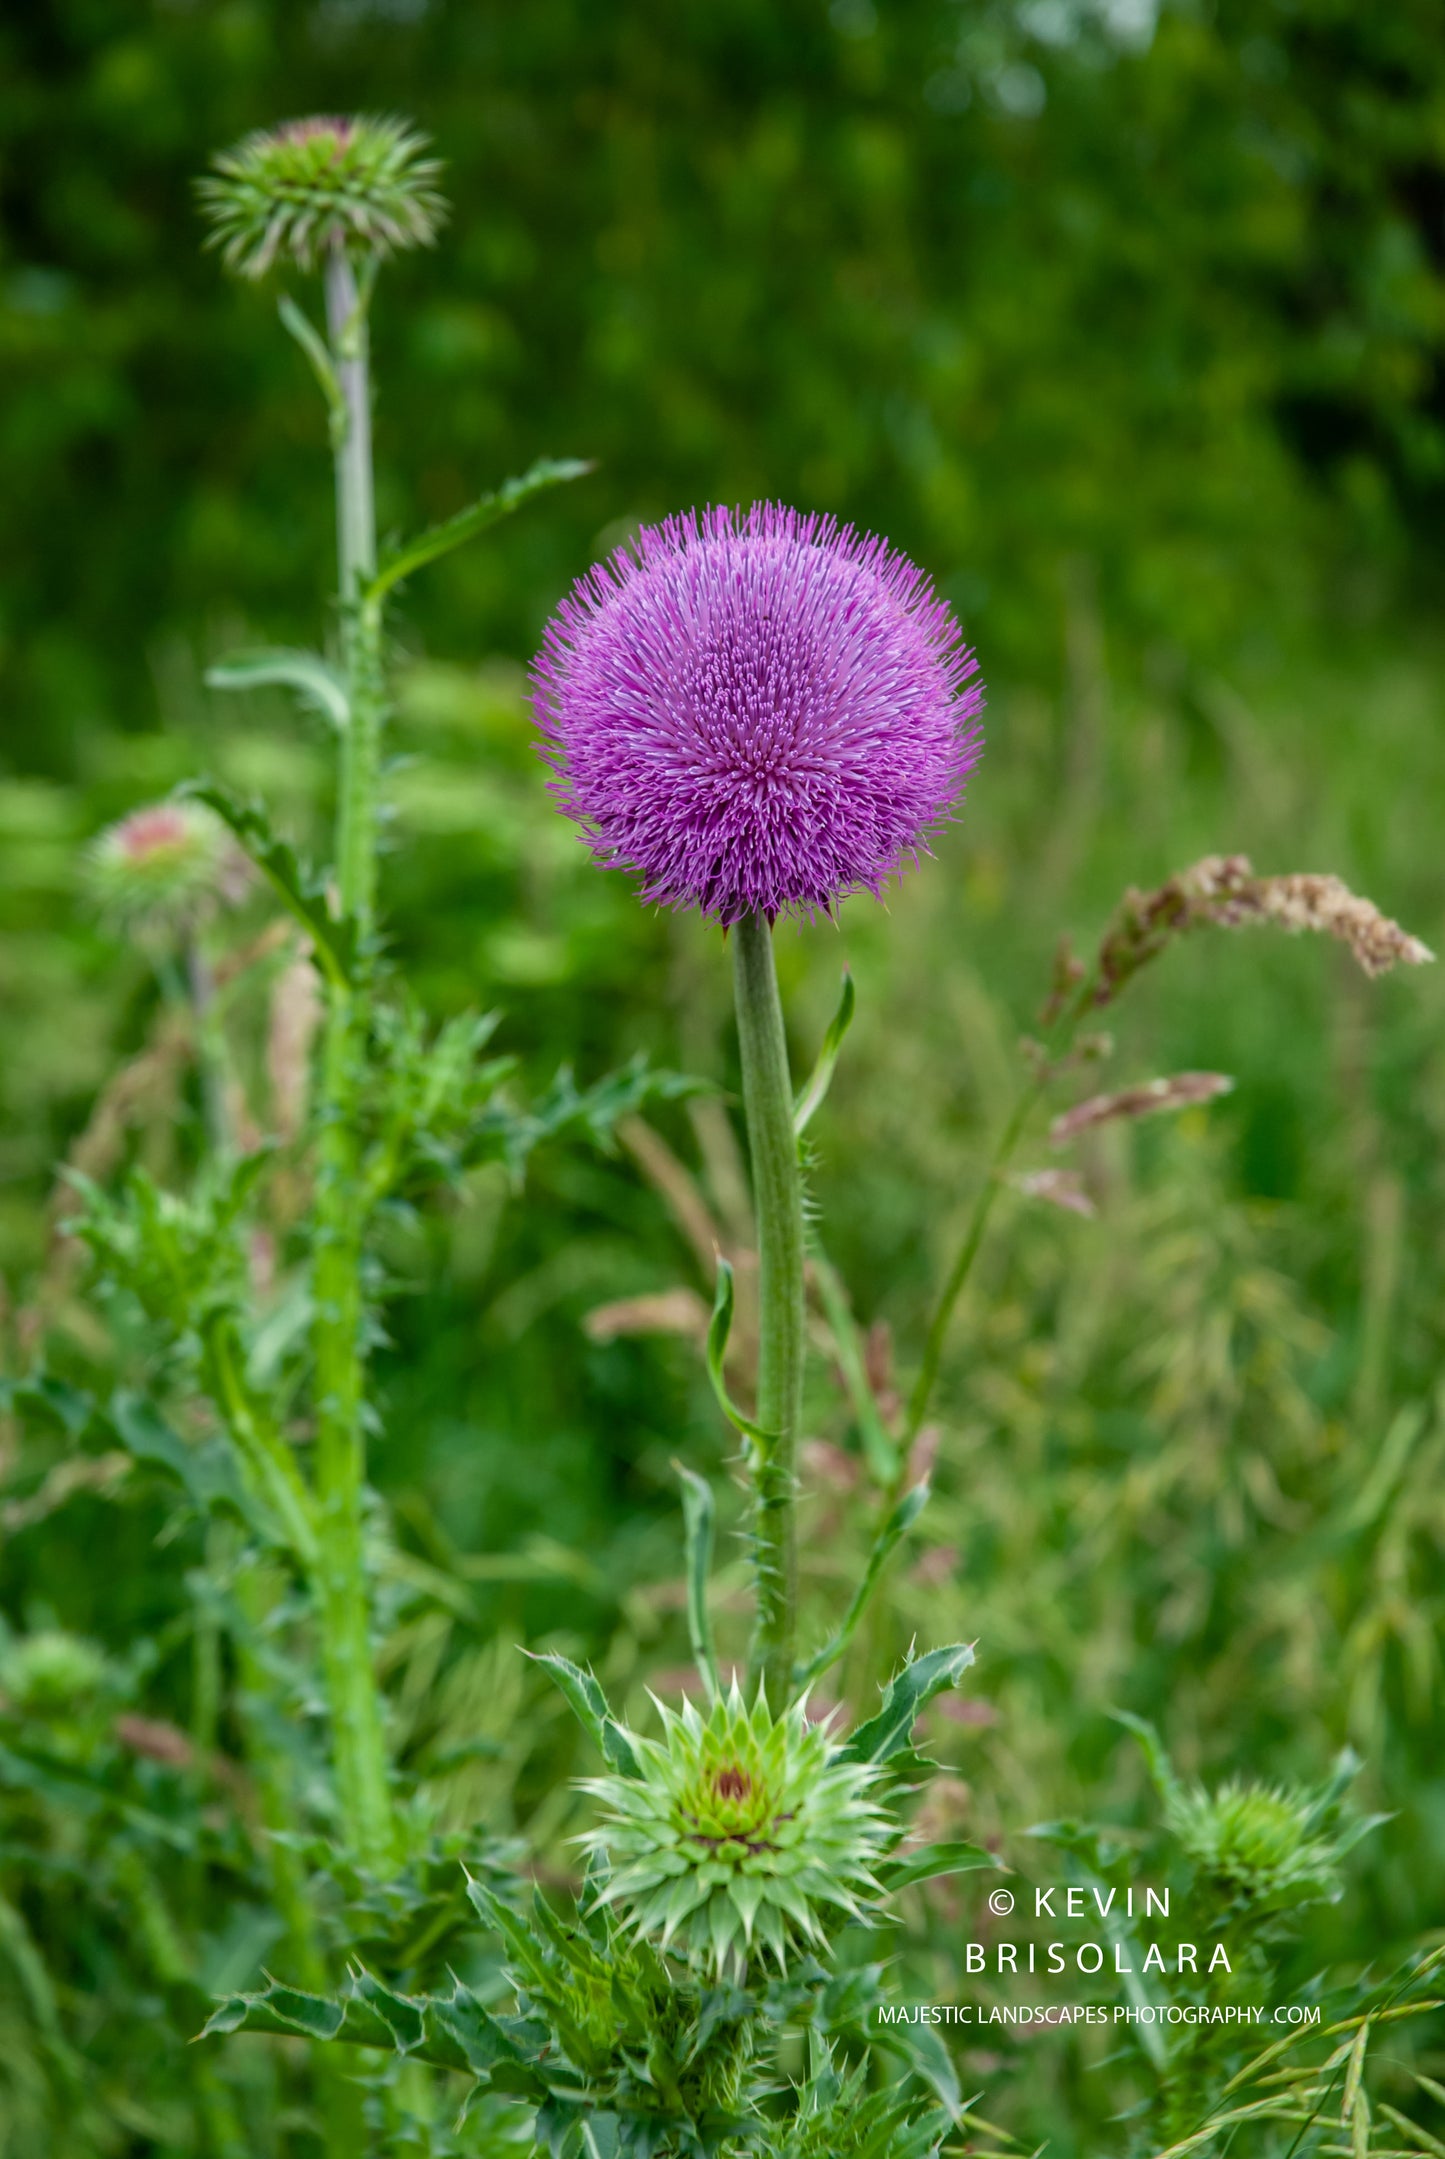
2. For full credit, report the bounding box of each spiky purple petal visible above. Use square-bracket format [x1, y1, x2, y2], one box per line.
[533, 503, 984, 924]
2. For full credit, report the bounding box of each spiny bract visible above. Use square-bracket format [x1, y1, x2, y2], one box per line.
[578, 1683, 892, 1973]
[534, 502, 984, 925]
[199, 115, 446, 279]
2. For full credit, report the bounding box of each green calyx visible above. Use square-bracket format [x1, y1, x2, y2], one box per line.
[579, 1682, 892, 1975]
[199, 115, 446, 279]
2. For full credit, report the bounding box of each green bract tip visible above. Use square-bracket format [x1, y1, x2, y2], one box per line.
[198, 114, 447, 279]
[579, 1682, 892, 1975]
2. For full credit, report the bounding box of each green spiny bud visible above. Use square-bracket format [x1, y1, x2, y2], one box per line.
[82, 801, 247, 939]
[198, 114, 447, 280]
[1166, 1775, 1351, 1913]
[579, 1682, 892, 1974]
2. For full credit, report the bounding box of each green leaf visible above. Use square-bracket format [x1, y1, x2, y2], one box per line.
[277, 293, 346, 440]
[0, 1374, 97, 1440]
[527, 1652, 641, 1777]
[841, 1642, 976, 1767]
[369, 457, 594, 603]
[674, 1461, 719, 1699]
[203, 1980, 343, 2044]
[794, 967, 855, 1137]
[176, 779, 355, 986]
[795, 1481, 930, 1690]
[108, 1389, 268, 1540]
[877, 1840, 998, 1893]
[704, 1259, 774, 1447]
[206, 647, 350, 732]
[476, 1056, 705, 1182]
[201, 1970, 532, 2077]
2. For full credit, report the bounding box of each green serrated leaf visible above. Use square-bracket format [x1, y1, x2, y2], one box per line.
[842, 1643, 976, 1767]
[202, 1980, 343, 2045]
[794, 968, 855, 1138]
[206, 647, 350, 732]
[527, 1652, 641, 1777]
[369, 457, 594, 603]
[177, 779, 355, 986]
[108, 1389, 263, 1538]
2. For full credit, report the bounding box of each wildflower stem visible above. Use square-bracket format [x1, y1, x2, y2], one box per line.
[904, 972, 1097, 1446]
[308, 243, 395, 1871]
[732, 911, 805, 1706]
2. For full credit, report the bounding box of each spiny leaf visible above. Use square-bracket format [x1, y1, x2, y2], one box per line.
[369, 457, 594, 602]
[794, 968, 855, 1138]
[705, 1258, 773, 1447]
[842, 1643, 976, 1767]
[176, 780, 355, 986]
[528, 1652, 641, 1777]
[108, 1389, 273, 1544]
[206, 646, 349, 732]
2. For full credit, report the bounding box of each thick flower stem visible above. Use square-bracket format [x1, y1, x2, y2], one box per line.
[732, 912, 806, 1706]
[309, 245, 395, 1873]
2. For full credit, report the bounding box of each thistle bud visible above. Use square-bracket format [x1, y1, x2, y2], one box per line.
[82, 801, 247, 940]
[198, 115, 446, 280]
[579, 1682, 891, 1974]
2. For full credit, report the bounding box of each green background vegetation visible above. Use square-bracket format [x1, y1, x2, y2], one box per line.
[1, 2, 1443, 2151]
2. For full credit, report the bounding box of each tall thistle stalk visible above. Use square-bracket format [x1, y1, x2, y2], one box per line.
[533, 501, 984, 1701]
[199, 116, 447, 1869]
[732, 911, 805, 1702]
[311, 241, 393, 1870]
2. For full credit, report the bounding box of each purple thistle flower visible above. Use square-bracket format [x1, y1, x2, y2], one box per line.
[533, 503, 984, 925]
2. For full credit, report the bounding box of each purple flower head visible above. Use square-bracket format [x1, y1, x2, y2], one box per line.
[533, 503, 984, 925]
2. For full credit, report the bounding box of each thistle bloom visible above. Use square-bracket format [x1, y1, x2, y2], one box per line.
[83, 802, 246, 937]
[534, 504, 983, 924]
[199, 115, 446, 279]
[579, 1684, 892, 1973]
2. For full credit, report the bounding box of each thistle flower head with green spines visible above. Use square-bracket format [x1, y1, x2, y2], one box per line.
[199, 115, 447, 279]
[579, 1682, 892, 1974]
[1166, 1775, 1356, 1915]
[83, 801, 247, 940]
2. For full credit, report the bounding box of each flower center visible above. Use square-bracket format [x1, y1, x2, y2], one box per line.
[713, 1764, 751, 1803]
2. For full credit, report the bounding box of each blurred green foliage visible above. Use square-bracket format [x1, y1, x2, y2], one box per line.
[2, 2, 1444, 2154]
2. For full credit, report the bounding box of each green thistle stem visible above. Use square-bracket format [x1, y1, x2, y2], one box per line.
[732, 911, 805, 1706]
[310, 243, 395, 1871]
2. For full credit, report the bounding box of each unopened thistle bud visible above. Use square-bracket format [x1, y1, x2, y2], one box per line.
[579, 1683, 892, 1974]
[1167, 1774, 1355, 1915]
[199, 115, 446, 280]
[83, 802, 246, 939]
